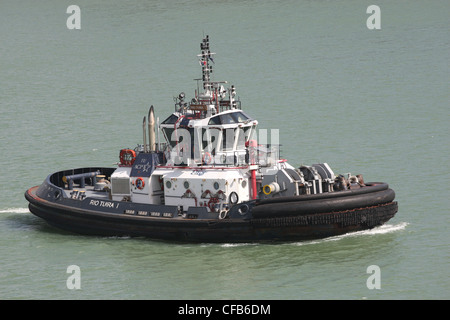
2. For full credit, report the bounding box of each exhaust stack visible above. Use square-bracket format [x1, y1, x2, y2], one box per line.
[142, 116, 148, 153]
[148, 105, 156, 152]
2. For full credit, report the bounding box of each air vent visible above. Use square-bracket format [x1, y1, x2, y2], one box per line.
[111, 178, 130, 195]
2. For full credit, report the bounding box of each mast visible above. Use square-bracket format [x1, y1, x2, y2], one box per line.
[198, 35, 215, 92]
[196, 35, 229, 114]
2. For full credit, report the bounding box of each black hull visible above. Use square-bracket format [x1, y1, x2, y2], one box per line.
[25, 183, 398, 243]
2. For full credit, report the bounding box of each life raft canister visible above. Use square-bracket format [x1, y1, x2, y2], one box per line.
[120, 149, 136, 166]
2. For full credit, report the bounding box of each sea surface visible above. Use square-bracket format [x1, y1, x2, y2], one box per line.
[0, 0, 448, 300]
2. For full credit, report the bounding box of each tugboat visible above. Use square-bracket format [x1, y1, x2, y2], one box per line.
[25, 36, 398, 242]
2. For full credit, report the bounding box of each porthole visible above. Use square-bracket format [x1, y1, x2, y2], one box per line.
[184, 181, 190, 189]
[166, 180, 172, 189]
[241, 180, 247, 188]
[213, 181, 220, 190]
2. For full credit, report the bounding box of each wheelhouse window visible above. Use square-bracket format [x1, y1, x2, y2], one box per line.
[230, 111, 250, 123]
[208, 115, 221, 125]
[162, 114, 179, 124]
[208, 111, 251, 125]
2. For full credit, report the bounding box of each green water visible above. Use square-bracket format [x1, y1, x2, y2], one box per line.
[0, 0, 448, 300]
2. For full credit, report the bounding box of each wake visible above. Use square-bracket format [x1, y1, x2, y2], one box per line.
[0, 207, 30, 214]
[292, 222, 409, 246]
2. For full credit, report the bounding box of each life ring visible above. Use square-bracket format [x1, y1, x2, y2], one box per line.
[135, 177, 145, 190]
[120, 149, 136, 166]
[202, 152, 212, 165]
[208, 197, 219, 211]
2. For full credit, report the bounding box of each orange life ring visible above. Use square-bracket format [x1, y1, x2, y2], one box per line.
[208, 197, 219, 211]
[120, 149, 136, 166]
[202, 152, 212, 165]
[135, 177, 145, 190]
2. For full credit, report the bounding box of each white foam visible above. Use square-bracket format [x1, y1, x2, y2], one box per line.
[0, 207, 30, 214]
[292, 222, 409, 246]
[105, 235, 131, 240]
[358, 222, 409, 235]
[220, 243, 257, 248]
[203, 223, 410, 247]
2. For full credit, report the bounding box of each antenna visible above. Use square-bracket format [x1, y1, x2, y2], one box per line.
[197, 35, 215, 91]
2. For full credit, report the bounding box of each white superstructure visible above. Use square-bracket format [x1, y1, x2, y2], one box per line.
[110, 35, 336, 216]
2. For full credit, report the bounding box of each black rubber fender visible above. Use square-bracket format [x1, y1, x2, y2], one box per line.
[256, 182, 389, 205]
[251, 187, 396, 218]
